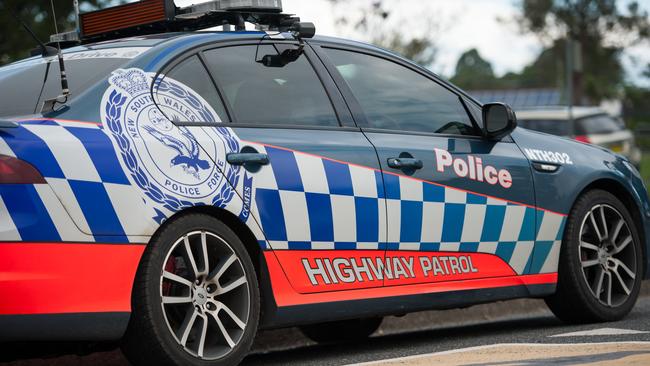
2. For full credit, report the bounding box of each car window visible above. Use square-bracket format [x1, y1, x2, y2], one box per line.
[517, 119, 571, 136]
[0, 58, 127, 117]
[202, 45, 339, 127]
[324, 48, 476, 135]
[575, 114, 625, 135]
[160, 55, 229, 122]
[0, 63, 46, 117]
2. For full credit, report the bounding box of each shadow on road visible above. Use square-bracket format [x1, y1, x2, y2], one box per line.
[243, 315, 564, 366]
[1, 282, 648, 366]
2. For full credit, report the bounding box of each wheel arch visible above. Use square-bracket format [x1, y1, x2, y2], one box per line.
[166, 206, 263, 272]
[573, 178, 647, 278]
[138, 205, 276, 327]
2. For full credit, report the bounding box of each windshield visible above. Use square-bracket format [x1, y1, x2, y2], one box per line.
[575, 114, 625, 135]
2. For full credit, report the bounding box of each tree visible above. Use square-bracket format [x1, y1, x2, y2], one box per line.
[0, 1, 121, 65]
[326, 0, 442, 68]
[516, 0, 650, 104]
[450, 49, 500, 90]
[623, 64, 650, 128]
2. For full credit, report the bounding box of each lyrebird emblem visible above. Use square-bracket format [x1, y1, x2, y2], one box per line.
[143, 119, 211, 180]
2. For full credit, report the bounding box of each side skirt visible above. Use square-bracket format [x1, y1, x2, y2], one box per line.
[263, 283, 556, 328]
[0, 312, 130, 341]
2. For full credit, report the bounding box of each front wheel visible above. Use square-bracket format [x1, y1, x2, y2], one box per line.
[122, 214, 260, 366]
[545, 189, 643, 324]
[300, 317, 383, 344]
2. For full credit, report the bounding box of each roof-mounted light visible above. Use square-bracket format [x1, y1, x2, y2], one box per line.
[48, 0, 311, 45]
[50, 30, 80, 43]
[182, 0, 283, 13]
[80, 0, 175, 38]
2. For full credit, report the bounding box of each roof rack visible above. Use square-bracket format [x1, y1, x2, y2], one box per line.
[50, 0, 303, 45]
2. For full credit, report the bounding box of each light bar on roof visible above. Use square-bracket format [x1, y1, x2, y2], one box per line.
[50, 0, 293, 44]
[80, 0, 175, 37]
[221, 0, 283, 11]
[180, 0, 283, 14]
[51, 31, 80, 43]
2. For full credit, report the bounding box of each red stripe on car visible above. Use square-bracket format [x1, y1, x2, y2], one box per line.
[0, 243, 145, 315]
[264, 251, 557, 307]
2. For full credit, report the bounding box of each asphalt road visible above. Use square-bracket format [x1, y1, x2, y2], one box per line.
[2, 281, 650, 366]
[244, 282, 650, 366]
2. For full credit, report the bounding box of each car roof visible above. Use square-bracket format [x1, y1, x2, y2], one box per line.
[2, 30, 421, 82]
[516, 106, 607, 120]
[82, 31, 481, 110]
[0, 33, 187, 70]
[79, 31, 385, 53]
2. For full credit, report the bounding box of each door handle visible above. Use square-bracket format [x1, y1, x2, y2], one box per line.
[226, 153, 270, 166]
[387, 157, 423, 170]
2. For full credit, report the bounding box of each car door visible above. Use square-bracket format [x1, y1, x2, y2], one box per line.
[316, 44, 559, 287]
[161, 41, 388, 294]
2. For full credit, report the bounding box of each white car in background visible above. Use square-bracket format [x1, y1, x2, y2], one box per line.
[516, 107, 643, 168]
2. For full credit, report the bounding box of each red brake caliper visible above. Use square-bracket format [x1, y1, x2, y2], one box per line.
[162, 256, 177, 296]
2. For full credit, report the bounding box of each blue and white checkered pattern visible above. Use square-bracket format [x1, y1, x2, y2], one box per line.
[0, 120, 160, 243]
[0, 120, 270, 249]
[0, 120, 568, 275]
[248, 144, 566, 275]
[251, 144, 387, 251]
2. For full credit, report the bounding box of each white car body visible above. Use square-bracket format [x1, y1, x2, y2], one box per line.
[516, 107, 642, 168]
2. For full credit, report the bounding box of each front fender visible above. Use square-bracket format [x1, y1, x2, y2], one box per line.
[512, 128, 650, 279]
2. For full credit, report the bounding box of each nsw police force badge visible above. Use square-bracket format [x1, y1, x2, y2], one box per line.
[101, 68, 243, 223]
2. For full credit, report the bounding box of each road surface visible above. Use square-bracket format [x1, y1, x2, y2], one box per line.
[2, 282, 649, 366]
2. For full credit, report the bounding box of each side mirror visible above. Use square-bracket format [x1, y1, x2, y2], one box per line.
[482, 103, 517, 139]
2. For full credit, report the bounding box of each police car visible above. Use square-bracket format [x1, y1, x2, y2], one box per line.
[0, 1, 648, 365]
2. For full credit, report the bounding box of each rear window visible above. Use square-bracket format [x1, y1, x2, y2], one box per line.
[0, 49, 144, 117]
[575, 114, 625, 135]
[0, 63, 47, 117]
[517, 119, 571, 136]
[156, 55, 229, 122]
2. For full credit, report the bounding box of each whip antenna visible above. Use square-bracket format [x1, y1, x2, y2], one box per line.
[42, 0, 70, 113]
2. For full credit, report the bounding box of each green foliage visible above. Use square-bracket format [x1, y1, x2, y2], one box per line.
[520, 0, 650, 42]
[449, 46, 564, 91]
[623, 85, 650, 126]
[516, 0, 649, 103]
[514, 44, 563, 89]
[374, 34, 436, 67]
[453, 1, 647, 101]
[449, 49, 500, 90]
[0, 0, 120, 65]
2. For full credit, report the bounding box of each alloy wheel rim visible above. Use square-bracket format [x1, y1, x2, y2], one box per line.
[160, 230, 250, 360]
[579, 204, 637, 308]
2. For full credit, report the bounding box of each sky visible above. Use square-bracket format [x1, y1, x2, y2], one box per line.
[174, 0, 650, 83]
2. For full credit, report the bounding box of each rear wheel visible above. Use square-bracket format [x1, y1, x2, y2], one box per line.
[545, 190, 642, 324]
[122, 214, 260, 366]
[300, 317, 383, 344]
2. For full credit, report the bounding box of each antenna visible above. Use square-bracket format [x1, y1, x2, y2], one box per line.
[11, 12, 58, 57]
[42, 0, 71, 113]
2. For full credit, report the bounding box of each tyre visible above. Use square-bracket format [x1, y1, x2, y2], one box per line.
[122, 214, 260, 366]
[545, 189, 643, 324]
[300, 317, 383, 344]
